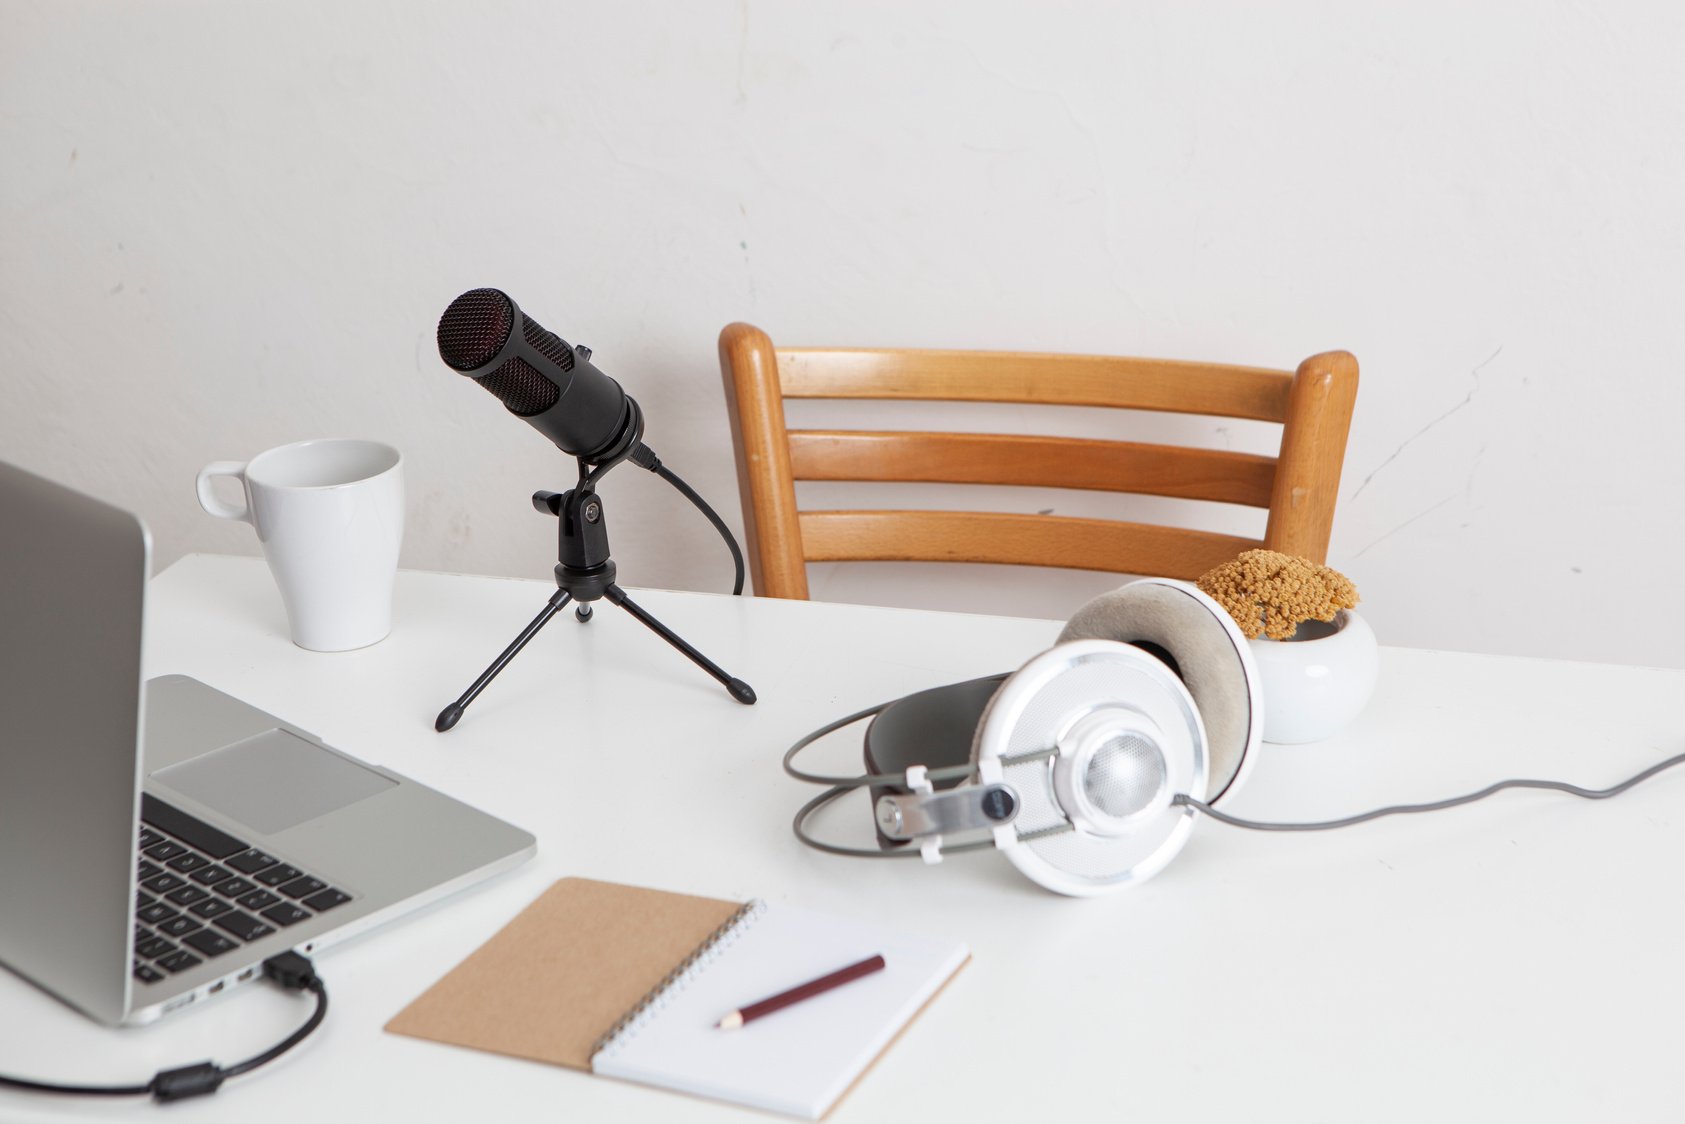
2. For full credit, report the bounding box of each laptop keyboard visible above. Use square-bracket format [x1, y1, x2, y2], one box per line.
[131, 794, 353, 985]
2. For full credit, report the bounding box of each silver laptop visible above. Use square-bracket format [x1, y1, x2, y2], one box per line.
[0, 460, 536, 1025]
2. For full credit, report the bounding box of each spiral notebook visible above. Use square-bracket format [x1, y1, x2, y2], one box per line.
[385, 878, 969, 1120]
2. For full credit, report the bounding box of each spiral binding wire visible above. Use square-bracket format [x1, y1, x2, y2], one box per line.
[590, 898, 768, 1061]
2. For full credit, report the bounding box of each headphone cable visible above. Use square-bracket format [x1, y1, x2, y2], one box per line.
[1175, 748, 1685, 831]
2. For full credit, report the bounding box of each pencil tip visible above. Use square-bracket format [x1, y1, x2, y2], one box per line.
[718, 1011, 743, 1030]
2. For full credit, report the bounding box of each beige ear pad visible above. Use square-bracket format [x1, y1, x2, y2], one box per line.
[1057, 579, 1261, 804]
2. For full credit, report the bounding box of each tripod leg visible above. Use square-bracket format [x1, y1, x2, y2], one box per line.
[604, 585, 757, 705]
[436, 590, 573, 731]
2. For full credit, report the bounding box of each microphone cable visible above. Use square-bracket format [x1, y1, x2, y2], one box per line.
[0, 951, 327, 1104]
[629, 444, 746, 596]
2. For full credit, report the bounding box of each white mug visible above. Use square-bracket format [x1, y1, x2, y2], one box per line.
[196, 438, 405, 652]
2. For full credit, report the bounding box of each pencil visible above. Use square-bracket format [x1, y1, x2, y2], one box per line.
[716, 954, 887, 1030]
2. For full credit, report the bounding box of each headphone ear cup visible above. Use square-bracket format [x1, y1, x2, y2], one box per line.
[1059, 579, 1261, 805]
[970, 639, 1207, 896]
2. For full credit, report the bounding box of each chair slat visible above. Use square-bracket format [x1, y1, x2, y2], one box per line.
[777, 348, 1294, 423]
[798, 510, 1262, 580]
[787, 430, 1277, 508]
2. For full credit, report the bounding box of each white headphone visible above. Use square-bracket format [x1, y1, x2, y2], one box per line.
[786, 578, 1262, 897]
[789, 577, 1685, 896]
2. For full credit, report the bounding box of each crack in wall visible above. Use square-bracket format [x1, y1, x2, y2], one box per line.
[1353, 493, 1456, 557]
[1350, 344, 1504, 501]
[1464, 441, 1488, 501]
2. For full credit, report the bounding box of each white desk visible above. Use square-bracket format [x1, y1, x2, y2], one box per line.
[4, 555, 1683, 1122]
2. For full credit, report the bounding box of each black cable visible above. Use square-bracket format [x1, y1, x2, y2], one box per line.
[629, 444, 746, 595]
[1175, 748, 1685, 832]
[219, 954, 326, 1079]
[0, 1073, 150, 1098]
[0, 951, 326, 1104]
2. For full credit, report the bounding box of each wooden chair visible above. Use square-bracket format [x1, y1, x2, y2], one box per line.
[718, 323, 1358, 600]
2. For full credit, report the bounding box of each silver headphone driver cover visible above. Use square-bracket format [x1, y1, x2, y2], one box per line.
[971, 639, 1208, 896]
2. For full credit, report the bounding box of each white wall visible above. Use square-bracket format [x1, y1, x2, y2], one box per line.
[3, 1, 1681, 669]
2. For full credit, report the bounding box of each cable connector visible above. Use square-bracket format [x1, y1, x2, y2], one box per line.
[628, 442, 661, 472]
[262, 950, 320, 992]
[148, 1062, 224, 1103]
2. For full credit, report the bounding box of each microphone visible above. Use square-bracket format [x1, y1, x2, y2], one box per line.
[437, 288, 643, 464]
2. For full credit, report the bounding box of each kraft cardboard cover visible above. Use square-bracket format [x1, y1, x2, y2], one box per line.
[384, 877, 742, 1071]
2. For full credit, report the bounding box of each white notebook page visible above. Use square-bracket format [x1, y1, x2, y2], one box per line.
[590, 903, 967, 1119]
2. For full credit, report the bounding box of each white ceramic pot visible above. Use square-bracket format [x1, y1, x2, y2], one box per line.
[1247, 610, 1378, 744]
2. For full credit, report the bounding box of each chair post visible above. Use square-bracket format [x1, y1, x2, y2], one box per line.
[718, 323, 809, 599]
[1263, 350, 1359, 565]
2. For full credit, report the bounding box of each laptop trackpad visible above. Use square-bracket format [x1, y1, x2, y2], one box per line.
[150, 728, 396, 835]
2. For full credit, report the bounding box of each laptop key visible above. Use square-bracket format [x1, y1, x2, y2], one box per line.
[135, 935, 177, 960]
[255, 864, 302, 887]
[213, 876, 257, 898]
[189, 897, 234, 919]
[261, 903, 312, 927]
[158, 915, 202, 938]
[191, 864, 235, 885]
[226, 849, 279, 875]
[213, 911, 276, 942]
[143, 841, 186, 862]
[182, 930, 238, 958]
[236, 889, 281, 911]
[166, 853, 210, 873]
[301, 888, 351, 912]
[165, 885, 210, 906]
[278, 876, 326, 899]
[137, 902, 179, 925]
[141, 872, 186, 894]
[138, 860, 163, 880]
[136, 891, 157, 909]
[134, 963, 165, 983]
[138, 828, 163, 849]
[140, 794, 249, 860]
[156, 950, 203, 973]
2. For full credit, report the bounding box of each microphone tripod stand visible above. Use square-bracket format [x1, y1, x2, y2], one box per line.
[434, 454, 757, 732]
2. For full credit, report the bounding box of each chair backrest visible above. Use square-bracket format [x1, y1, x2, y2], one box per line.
[718, 322, 1358, 601]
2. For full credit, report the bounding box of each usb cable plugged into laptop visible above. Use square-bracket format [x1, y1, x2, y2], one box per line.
[0, 951, 327, 1104]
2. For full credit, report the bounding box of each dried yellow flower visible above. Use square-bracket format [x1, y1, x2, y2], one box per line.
[1195, 549, 1359, 641]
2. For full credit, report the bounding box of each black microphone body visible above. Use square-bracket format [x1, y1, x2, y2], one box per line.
[438, 288, 643, 464]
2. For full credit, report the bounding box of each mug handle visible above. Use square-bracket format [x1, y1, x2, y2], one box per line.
[196, 461, 251, 522]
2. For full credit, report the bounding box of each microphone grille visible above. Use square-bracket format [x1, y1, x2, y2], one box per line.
[477, 356, 562, 417]
[521, 316, 577, 374]
[438, 288, 515, 371]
